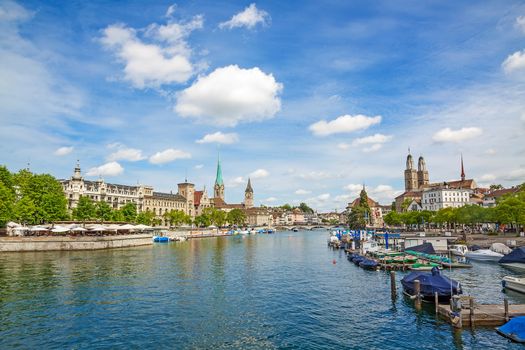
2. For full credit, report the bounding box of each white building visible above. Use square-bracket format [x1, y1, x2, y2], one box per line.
[421, 185, 470, 211]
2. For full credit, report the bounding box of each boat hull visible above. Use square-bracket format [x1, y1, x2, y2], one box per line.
[503, 277, 525, 294]
[501, 263, 525, 271]
[465, 250, 503, 261]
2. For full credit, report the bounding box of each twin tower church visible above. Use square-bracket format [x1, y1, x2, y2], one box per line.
[61, 157, 255, 225]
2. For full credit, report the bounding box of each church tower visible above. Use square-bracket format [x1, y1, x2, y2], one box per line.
[244, 178, 254, 208]
[417, 156, 429, 189]
[404, 151, 417, 192]
[214, 155, 225, 201]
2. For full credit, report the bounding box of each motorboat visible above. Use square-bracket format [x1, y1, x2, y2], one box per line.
[448, 244, 468, 257]
[465, 249, 503, 261]
[359, 259, 379, 270]
[153, 236, 169, 243]
[499, 247, 525, 271]
[401, 267, 462, 302]
[497, 316, 525, 343]
[502, 276, 525, 294]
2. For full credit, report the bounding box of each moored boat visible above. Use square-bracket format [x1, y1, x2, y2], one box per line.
[497, 316, 525, 343]
[401, 267, 462, 302]
[449, 244, 468, 257]
[465, 249, 503, 261]
[409, 262, 441, 271]
[359, 259, 379, 270]
[502, 276, 525, 294]
[153, 236, 169, 243]
[499, 247, 525, 271]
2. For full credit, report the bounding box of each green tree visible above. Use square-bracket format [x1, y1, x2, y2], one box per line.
[0, 182, 14, 227]
[384, 211, 402, 226]
[95, 201, 113, 221]
[298, 202, 314, 214]
[489, 184, 504, 191]
[194, 214, 211, 227]
[227, 208, 246, 226]
[347, 206, 367, 230]
[110, 209, 125, 222]
[136, 210, 156, 225]
[13, 196, 37, 224]
[280, 204, 292, 211]
[164, 209, 190, 227]
[495, 195, 525, 234]
[73, 196, 96, 221]
[119, 203, 137, 222]
[203, 208, 227, 228]
[0, 165, 14, 193]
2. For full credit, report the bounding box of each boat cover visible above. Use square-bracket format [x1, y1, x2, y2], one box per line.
[359, 259, 378, 268]
[405, 242, 435, 254]
[401, 267, 462, 297]
[491, 243, 512, 255]
[497, 316, 525, 343]
[469, 245, 482, 251]
[499, 247, 525, 264]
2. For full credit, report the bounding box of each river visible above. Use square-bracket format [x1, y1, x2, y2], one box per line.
[0, 230, 523, 349]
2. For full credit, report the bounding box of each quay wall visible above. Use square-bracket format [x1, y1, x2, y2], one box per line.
[0, 234, 153, 252]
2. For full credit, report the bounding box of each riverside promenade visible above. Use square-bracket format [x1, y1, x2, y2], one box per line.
[0, 234, 153, 252]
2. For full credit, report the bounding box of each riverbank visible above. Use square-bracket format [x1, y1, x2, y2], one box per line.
[0, 234, 153, 252]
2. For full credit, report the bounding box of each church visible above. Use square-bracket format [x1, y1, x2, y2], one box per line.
[394, 151, 477, 212]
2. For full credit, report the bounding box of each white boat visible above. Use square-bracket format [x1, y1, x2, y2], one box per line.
[502, 276, 525, 294]
[449, 244, 468, 257]
[465, 249, 503, 261]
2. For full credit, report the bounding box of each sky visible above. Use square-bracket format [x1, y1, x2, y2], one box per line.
[1, 0, 525, 212]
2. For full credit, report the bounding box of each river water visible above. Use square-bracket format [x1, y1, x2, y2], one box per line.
[0, 230, 524, 349]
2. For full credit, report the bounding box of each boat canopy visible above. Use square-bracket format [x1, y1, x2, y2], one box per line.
[499, 247, 525, 264]
[497, 316, 525, 343]
[401, 267, 461, 297]
[405, 242, 435, 254]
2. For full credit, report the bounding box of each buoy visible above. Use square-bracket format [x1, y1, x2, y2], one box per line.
[332, 259, 337, 265]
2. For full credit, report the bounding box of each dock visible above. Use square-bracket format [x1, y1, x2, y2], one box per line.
[437, 301, 525, 327]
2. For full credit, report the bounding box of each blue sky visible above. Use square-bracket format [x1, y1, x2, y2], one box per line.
[1, 0, 525, 211]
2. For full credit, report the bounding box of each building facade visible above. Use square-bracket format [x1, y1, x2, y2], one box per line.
[421, 185, 470, 211]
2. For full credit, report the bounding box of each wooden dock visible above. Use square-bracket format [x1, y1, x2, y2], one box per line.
[437, 301, 525, 327]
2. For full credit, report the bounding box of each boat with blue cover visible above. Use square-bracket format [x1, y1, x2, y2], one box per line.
[153, 236, 169, 243]
[401, 267, 462, 302]
[499, 247, 525, 271]
[497, 316, 525, 343]
[359, 259, 379, 270]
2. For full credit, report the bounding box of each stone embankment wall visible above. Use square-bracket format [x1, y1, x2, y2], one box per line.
[0, 234, 153, 252]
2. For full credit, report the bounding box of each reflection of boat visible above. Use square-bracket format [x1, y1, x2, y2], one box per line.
[465, 249, 503, 261]
[502, 276, 525, 294]
[500, 247, 525, 271]
[401, 267, 462, 302]
[497, 316, 525, 343]
[449, 244, 468, 257]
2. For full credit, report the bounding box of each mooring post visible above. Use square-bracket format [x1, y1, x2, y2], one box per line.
[435, 292, 439, 314]
[469, 297, 474, 327]
[390, 271, 396, 299]
[504, 298, 509, 322]
[414, 279, 421, 310]
[451, 295, 462, 329]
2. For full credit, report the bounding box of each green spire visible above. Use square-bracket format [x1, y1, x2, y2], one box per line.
[215, 155, 223, 186]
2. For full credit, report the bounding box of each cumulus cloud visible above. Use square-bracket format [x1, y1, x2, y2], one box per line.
[54, 146, 73, 156]
[309, 114, 381, 136]
[149, 148, 191, 164]
[363, 144, 383, 153]
[337, 142, 350, 150]
[504, 168, 525, 181]
[344, 184, 363, 195]
[175, 65, 283, 126]
[227, 176, 245, 187]
[263, 197, 277, 202]
[352, 133, 392, 145]
[502, 50, 525, 74]
[86, 162, 124, 177]
[295, 189, 311, 195]
[317, 193, 331, 201]
[165, 4, 176, 18]
[480, 173, 497, 181]
[196, 131, 239, 144]
[432, 127, 483, 142]
[99, 8, 202, 88]
[219, 3, 270, 30]
[334, 194, 351, 202]
[516, 16, 525, 34]
[250, 168, 269, 179]
[107, 146, 145, 162]
[194, 164, 204, 169]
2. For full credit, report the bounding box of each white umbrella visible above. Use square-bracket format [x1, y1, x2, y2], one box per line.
[51, 226, 70, 233]
[7, 221, 21, 228]
[71, 227, 87, 232]
[106, 224, 122, 230]
[119, 224, 136, 230]
[135, 224, 151, 230]
[30, 226, 48, 232]
[89, 225, 109, 231]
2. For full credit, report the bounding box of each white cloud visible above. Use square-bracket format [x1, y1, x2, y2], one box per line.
[250, 168, 269, 179]
[165, 4, 176, 18]
[149, 148, 191, 164]
[363, 144, 383, 153]
[317, 193, 331, 201]
[100, 9, 203, 88]
[504, 168, 525, 181]
[107, 146, 145, 162]
[309, 114, 381, 136]
[86, 162, 124, 177]
[502, 50, 525, 74]
[263, 197, 277, 202]
[480, 174, 497, 181]
[219, 3, 270, 30]
[432, 127, 483, 142]
[516, 16, 525, 34]
[337, 142, 350, 150]
[297, 171, 341, 180]
[485, 148, 497, 155]
[295, 189, 311, 195]
[175, 65, 283, 126]
[521, 113, 525, 122]
[334, 194, 351, 202]
[54, 146, 73, 156]
[344, 184, 362, 195]
[352, 133, 392, 145]
[196, 131, 239, 144]
[194, 164, 204, 169]
[227, 176, 245, 187]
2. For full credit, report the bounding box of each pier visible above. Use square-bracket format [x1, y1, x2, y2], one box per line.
[437, 299, 525, 327]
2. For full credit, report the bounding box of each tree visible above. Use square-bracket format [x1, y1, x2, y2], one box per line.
[95, 201, 113, 221]
[136, 210, 156, 225]
[13, 196, 37, 224]
[119, 203, 137, 222]
[0, 182, 14, 227]
[495, 195, 525, 234]
[194, 214, 211, 228]
[164, 209, 190, 227]
[203, 208, 227, 227]
[227, 209, 246, 226]
[298, 202, 314, 214]
[0, 165, 14, 194]
[347, 206, 367, 230]
[73, 196, 96, 221]
[489, 184, 504, 191]
[384, 211, 402, 226]
[280, 204, 292, 211]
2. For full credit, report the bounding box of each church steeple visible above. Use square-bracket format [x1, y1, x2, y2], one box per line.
[404, 149, 417, 191]
[244, 178, 253, 208]
[72, 160, 82, 181]
[214, 154, 225, 201]
[460, 154, 465, 181]
[417, 155, 429, 188]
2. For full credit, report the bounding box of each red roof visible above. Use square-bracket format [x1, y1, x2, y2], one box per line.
[194, 191, 203, 206]
[349, 197, 379, 208]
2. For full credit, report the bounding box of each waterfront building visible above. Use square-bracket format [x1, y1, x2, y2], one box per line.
[482, 187, 521, 208]
[346, 188, 384, 227]
[245, 207, 272, 226]
[421, 184, 470, 211]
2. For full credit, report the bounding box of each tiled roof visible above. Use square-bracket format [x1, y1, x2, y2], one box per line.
[486, 187, 521, 198]
[152, 192, 187, 201]
[349, 197, 380, 208]
[194, 191, 203, 206]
